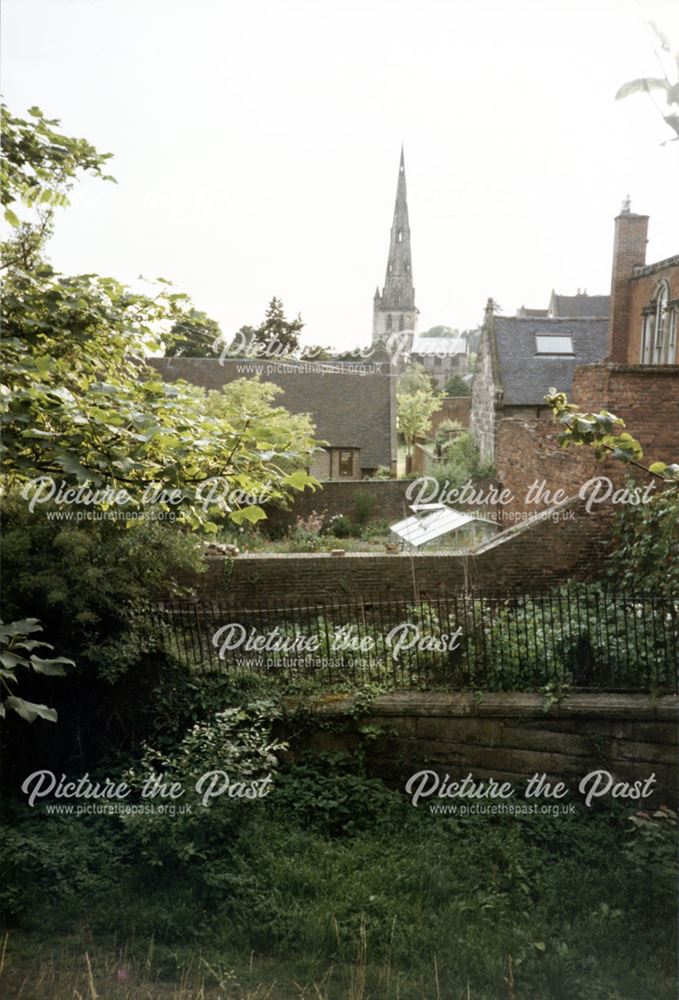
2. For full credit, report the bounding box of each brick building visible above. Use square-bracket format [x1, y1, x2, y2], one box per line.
[608, 201, 678, 365]
[471, 203, 679, 514]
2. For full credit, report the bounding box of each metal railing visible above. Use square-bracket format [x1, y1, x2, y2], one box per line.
[148, 589, 679, 692]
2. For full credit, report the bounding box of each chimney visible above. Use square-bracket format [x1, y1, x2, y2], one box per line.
[608, 198, 649, 362]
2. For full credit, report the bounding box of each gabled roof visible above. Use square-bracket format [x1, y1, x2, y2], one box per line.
[493, 316, 608, 405]
[410, 335, 466, 356]
[150, 357, 394, 470]
[548, 292, 610, 319]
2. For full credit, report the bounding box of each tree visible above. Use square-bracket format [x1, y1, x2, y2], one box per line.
[444, 373, 471, 397]
[397, 387, 442, 459]
[0, 103, 114, 229]
[164, 307, 222, 357]
[1, 106, 318, 528]
[251, 296, 304, 355]
[397, 362, 434, 395]
[616, 21, 679, 145]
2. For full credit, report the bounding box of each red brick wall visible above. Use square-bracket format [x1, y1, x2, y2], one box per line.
[264, 479, 417, 533]
[608, 211, 649, 362]
[495, 363, 679, 518]
[430, 396, 472, 433]
[178, 498, 606, 602]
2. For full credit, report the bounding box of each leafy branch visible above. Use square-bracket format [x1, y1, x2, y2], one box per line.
[544, 388, 679, 482]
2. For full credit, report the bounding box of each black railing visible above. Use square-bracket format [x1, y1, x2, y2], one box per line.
[148, 588, 679, 692]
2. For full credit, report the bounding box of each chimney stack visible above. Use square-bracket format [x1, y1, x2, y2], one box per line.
[608, 198, 649, 362]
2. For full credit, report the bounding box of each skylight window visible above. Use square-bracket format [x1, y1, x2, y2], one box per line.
[535, 335, 573, 354]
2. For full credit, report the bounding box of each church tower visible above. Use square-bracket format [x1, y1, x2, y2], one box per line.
[372, 147, 418, 345]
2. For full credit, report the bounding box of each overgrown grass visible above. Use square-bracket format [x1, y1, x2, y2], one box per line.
[2, 752, 676, 1000]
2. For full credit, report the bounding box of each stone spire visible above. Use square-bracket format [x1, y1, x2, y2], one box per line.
[372, 147, 418, 345]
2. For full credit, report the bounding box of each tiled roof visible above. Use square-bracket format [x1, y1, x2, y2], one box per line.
[494, 316, 608, 405]
[150, 357, 394, 471]
[550, 293, 610, 319]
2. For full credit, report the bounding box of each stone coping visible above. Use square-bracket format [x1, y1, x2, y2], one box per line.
[303, 691, 679, 721]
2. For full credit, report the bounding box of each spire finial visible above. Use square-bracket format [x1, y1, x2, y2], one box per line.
[621, 194, 631, 214]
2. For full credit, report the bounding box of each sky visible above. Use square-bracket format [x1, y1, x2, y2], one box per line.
[2, 0, 679, 351]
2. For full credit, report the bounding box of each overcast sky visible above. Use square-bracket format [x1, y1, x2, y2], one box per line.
[3, 0, 678, 349]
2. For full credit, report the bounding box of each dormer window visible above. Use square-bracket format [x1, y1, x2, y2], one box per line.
[535, 335, 573, 354]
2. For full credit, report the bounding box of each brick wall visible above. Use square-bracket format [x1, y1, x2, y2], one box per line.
[181, 497, 606, 602]
[264, 479, 418, 532]
[608, 210, 649, 362]
[495, 362, 679, 516]
[302, 692, 679, 804]
[430, 396, 472, 433]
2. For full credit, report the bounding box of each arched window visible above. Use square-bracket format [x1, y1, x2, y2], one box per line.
[642, 281, 674, 365]
[399, 315, 405, 332]
[386, 314, 392, 333]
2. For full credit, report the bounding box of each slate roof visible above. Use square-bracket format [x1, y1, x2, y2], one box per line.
[549, 293, 610, 319]
[150, 357, 395, 471]
[493, 316, 608, 406]
[410, 335, 466, 356]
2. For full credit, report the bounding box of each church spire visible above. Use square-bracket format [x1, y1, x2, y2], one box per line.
[373, 147, 418, 344]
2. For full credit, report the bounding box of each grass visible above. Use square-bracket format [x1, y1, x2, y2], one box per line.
[2, 768, 677, 1000]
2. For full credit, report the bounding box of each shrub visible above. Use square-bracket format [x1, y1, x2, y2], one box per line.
[351, 491, 377, 528]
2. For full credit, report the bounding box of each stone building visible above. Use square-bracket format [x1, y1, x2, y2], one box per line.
[469, 302, 608, 464]
[408, 333, 467, 389]
[372, 147, 418, 346]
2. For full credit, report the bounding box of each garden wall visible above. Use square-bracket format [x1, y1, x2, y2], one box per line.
[302, 691, 679, 804]
[182, 497, 606, 602]
[264, 479, 416, 533]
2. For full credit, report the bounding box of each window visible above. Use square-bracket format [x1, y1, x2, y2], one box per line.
[399, 314, 405, 332]
[535, 335, 573, 354]
[386, 314, 392, 333]
[641, 281, 673, 364]
[338, 451, 354, 477]
[397, 230, 403, 242]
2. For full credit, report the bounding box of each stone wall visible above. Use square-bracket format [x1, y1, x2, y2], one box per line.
[303, 692, 679, 804]
[182, 497, 606, 602]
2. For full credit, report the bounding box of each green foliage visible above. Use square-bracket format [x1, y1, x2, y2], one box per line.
[443, 373, 471, 396]
[397, 388, 442, 455]
[225, 296, 304, 356]
[351, 490, 376, 527]
[0, 104, 114, 226]
[0, 490, 204, 682]
[2, 772, 676, 998]
[465, 583, 677, 690]
[544, 389, 679, 482]
[605, 485, 679, 597]
[396, 362, 433, 396]
[1, 262, 319, 526]
[430, 430, 493, 489]
[163, 307, 222, 358]
[270, 752, 404, 836]
[0, 617, 73, 723]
